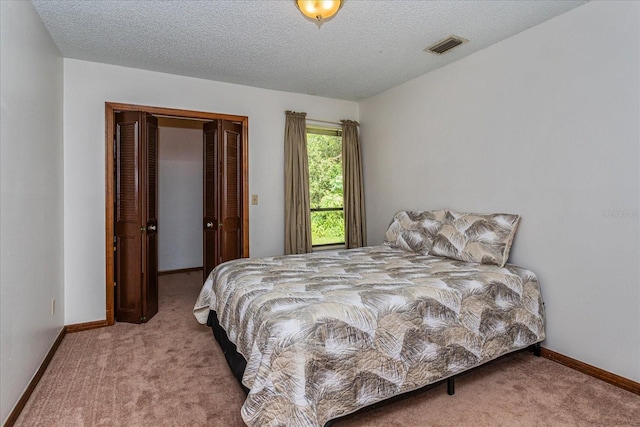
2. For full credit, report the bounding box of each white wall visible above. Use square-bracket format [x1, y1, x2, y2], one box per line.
[0, 1, 65, 423]
[158, 119, 203, 271]
[63, 59, 359, 324]
[360, 1, 639, 382]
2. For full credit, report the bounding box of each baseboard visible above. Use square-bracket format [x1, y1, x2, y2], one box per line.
[3, 320, 109, 426]
[65, 319, 109, 333]
[158, 266, 203, 276]
[3, 327, 66, 427]
[541, 347, 640, 395]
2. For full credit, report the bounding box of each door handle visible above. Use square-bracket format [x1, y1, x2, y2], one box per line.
[206, 221, 214, 229]
[148, 224, 156, 232]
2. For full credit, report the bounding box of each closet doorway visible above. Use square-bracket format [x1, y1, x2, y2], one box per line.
[105, 102, 249, 325]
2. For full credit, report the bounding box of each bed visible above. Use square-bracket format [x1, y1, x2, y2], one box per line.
[193, 210, 545, 426]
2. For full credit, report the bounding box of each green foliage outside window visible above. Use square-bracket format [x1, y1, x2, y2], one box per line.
[307, 131, 344, 246]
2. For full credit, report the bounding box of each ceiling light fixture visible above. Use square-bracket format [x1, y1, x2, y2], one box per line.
[295, 0, 344, 27]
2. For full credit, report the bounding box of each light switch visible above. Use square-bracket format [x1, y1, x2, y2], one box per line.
[251, 194, 259, 205]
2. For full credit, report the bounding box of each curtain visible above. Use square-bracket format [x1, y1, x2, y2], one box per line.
[341, 120, 367, 248]
[284, 111, 313, 254]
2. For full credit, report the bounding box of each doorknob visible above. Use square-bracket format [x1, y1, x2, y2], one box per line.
[148, 224, 156, 232]
[206, 222, 214, 228]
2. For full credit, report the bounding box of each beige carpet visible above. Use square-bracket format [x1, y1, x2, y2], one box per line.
[15, 271, 639, 426]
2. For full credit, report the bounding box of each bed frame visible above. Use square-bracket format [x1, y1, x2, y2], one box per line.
[207, 310, 249, 394]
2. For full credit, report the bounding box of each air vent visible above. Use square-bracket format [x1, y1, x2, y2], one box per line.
[425, 35, 468, 55]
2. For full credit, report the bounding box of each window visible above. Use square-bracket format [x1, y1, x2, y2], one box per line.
[307, 127, 344, 247]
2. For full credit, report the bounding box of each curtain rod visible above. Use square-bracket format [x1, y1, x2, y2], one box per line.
[306, 118, 342, 126]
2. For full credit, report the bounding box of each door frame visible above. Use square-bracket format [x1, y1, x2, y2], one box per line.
[105, 102, 249, 326]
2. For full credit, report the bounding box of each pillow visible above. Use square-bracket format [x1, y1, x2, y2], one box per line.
[384, 210, 448, 254]
[429, 211, 520, 267]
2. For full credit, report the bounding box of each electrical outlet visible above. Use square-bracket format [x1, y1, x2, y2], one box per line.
[251, 194, 258, 205]
[51, 298, 56, 316]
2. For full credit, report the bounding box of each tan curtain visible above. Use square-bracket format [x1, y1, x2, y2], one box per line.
[284, 111, 312, 254]
[341, 120, 367, 248]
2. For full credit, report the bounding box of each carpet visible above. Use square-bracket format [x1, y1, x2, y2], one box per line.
[15, 271, 640, 426]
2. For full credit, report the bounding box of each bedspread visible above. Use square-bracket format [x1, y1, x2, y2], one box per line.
[193, 244, 545, 426]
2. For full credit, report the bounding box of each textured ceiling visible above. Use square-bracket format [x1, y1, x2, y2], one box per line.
[32, 0, 586, 101]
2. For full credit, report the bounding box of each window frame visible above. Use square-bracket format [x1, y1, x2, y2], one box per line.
[306, 126, 345, 248]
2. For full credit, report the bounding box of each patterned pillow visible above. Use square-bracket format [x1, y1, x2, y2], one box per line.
[384, 210, 448, 254]
[429, 211, 521, 267]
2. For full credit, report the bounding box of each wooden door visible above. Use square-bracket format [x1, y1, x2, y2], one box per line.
[143, 114, 159, 321]
[203, 121, 220, 279]
[220, 121, 243, 263]
[115, 111, 158, 323]
[115, 112, 142, 323]
[202, 120, 243, 280]
[105, 102, 250, 326]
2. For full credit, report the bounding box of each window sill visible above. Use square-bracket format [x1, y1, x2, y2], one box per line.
[312, 244, 345, 252]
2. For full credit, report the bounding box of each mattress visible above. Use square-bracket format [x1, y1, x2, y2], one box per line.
[193, 244, 545, 426]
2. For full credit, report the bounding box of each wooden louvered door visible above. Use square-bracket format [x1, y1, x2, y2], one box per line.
[203, 121, 220, 280]
[143, 114, 159, 321]
[220, 121, 243, 263]
[115, 112, 141, 323]
[115, 111, 158, 324]
[202, 120, 243, 280]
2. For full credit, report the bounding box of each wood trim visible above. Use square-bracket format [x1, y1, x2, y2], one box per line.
[105, 102, 250, 326]
[158, 266, 203, 276]
[105, 104, 115, 326]
[242, 119, 249, 258]
[65, 320, 109, 334]
[5, 320, 106, 425]
[3, 328, 66, 427]
[541, 347, 640, 395]
[107, 102, 248, 122]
